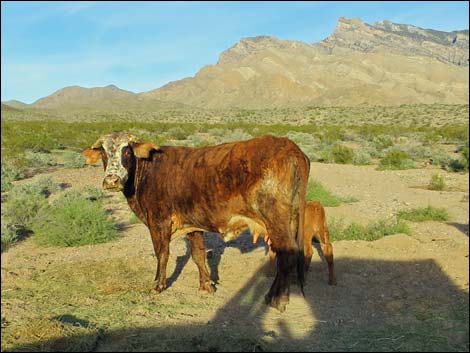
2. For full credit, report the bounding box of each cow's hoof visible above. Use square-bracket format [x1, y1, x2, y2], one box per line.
[328, 277, 337, 286]
[154, 283, 166, 293]
[199, 280, 216, 294]
[265, 293, 289, 313]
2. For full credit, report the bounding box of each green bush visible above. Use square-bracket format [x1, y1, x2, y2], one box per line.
[7, 176, 60, 199]
[352, 150, 373, 165]
[32, 190, 118, 247]
[1, 223, 20, 251]
[24, 151, 57, 168]
[397, 206, 449, 222]
[430, 149, 453, 169]
[167, 127, 187, 140]
[332, 145, 354, 164]
[307, 180, 358, 207]
[62, 151, 86, 168]
[379, 149, 416, 170]
[1, 161, 25, 192]
[2, 188, 48, 228]
[81, 185, 106, 201]
[372, 135, 394, 150]
[428, 174, 446, 191]
[329, 217, 411, 241]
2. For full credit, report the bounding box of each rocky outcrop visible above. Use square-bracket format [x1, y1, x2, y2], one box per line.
[316, 17, 469, 66]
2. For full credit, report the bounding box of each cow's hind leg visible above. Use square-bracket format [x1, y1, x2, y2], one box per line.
[265, 249, 296, 313]
[188, 231, 215, 293]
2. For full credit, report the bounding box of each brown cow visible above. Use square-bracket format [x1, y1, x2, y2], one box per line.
[82, 132, 310, 312]
[260, 201, 336, 285]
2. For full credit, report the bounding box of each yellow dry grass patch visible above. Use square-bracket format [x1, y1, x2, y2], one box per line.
[1, 317, 100, 352]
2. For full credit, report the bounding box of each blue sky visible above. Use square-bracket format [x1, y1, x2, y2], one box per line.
[1, 1, 469, 103]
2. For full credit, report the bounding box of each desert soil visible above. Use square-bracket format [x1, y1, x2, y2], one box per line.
[1, 162, 469, 351]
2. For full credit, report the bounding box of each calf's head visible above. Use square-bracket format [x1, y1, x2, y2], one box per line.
[82, 132, 158, 192]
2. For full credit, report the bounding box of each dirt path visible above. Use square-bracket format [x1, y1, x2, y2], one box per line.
[2, 163, 468, 351]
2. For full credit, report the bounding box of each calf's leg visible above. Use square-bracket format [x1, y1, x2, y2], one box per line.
[318, 225, 337, 285]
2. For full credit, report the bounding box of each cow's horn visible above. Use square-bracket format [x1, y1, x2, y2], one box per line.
[91, 137, 104, 149]
[127, 134, 141, 144]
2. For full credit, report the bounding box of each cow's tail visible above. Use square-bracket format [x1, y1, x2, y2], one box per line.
[293, 153, 310, 297]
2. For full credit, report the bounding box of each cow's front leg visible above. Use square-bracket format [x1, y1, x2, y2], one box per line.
[149, 229, 170, 293]
[187, 231, 215, 293]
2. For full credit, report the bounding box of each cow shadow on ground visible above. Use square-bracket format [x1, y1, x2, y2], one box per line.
[447, 222, 469, 237]
[166, 230, 268, 288]
[8, 256, 469, 352]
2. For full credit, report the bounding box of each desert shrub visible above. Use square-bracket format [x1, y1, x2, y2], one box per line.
[430, 149, 453, 169]
[183, 134, 210, 147]
[428, 174, 446, 191]
[307, 180, 357, 207]
[219, 128, 252, 143]
[167, 127, 188, 140]
[2, 187, 48, 228]
[62, 151, 86, 168]
[287, 131, 316, 146]
[460, 145, 469, 172]
[407, 145, 434, 161]
[422, 131, 442, 145]
[1, 222, 20, 251]
[316, 145, 335, 163]
[352, 150, 372, 165]
[299, 145, 319, 162]
[372, 135, 394, 150]
[82, 185, 106, 201]
[379, 149, 416, 170]
[24, 151, 57, 168]
[32, 190, 118, 247]
[7, 176, 60, 200]
[329, 217, 411, 241]
[397, 206, 449, 222]
[332, 145, 354, 164]
[1, 161, 25, 192]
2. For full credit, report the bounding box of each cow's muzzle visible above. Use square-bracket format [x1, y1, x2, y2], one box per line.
[103, 175, 124, 191]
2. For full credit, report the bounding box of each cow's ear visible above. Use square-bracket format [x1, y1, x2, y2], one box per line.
[82, 148, 102, 164]
[132, 142, 159, 159]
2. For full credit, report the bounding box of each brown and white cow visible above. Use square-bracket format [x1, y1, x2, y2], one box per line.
[260, 201, 336, 285]
[83, 132, 310, 312]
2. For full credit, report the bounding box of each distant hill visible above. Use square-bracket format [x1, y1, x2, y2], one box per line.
[142, 17, 468, 108]
[3, 100, 28, 109]
[28, 84, 186, 112]
[1, 103, 20, 111]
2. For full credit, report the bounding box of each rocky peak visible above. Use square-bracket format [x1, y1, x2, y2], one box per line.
[317, 17, 469, 66]
[217, 35, 306, 65]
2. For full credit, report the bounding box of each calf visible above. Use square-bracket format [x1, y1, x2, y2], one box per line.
[261, 201, 336, 285]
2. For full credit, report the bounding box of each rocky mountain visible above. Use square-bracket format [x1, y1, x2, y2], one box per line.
[317, 17, 468, 66]
[4, 17, 468, 111]
[142, 17, 468, 108]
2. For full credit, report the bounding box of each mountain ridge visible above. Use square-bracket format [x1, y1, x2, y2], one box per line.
[4, 17, 469, 111]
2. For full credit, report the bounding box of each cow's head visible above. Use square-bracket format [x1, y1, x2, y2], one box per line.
[82, 132, 158, 192]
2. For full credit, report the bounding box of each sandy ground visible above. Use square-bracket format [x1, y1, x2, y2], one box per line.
[2, 162, 469, 351]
